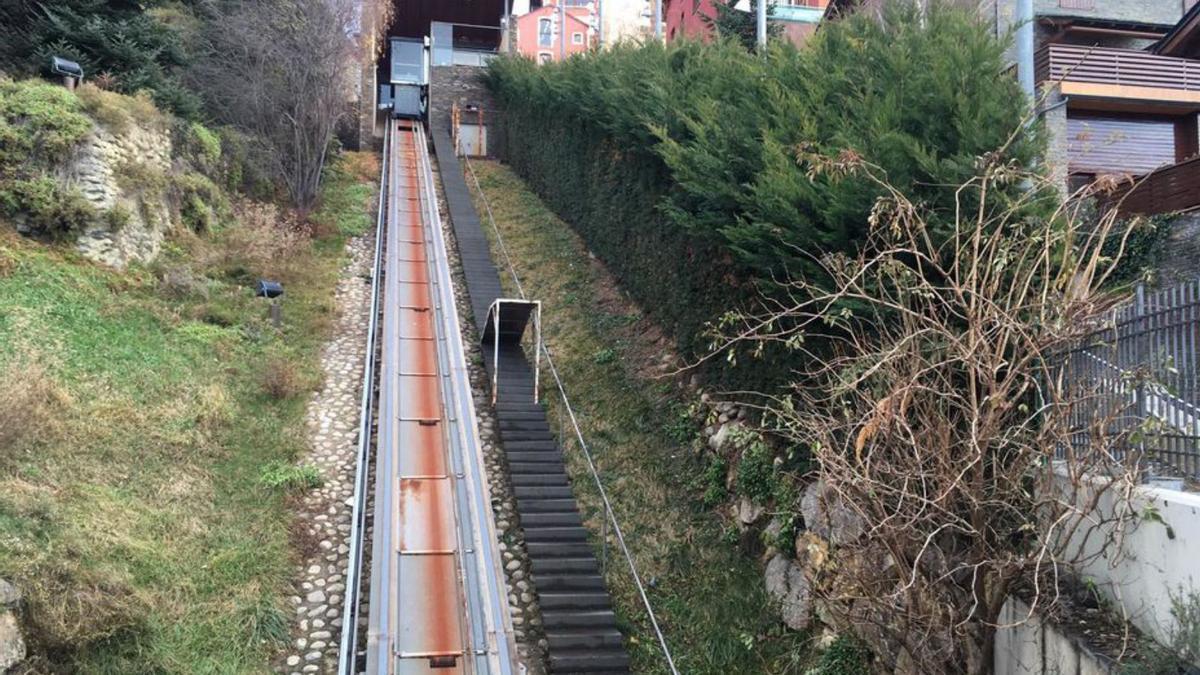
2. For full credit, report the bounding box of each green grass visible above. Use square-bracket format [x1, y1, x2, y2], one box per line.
[465, 161, 815, 674]
[0, 151, 378, 673]
[312, 154, 377, 237]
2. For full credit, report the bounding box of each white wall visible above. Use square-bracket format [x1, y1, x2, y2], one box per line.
[995, 597, 1115, 675]
[1070, 481, 1200, 648]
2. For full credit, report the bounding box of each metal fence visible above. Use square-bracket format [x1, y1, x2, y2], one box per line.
[1060, 279, 1200, 481]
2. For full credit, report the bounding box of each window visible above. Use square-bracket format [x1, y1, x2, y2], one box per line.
[538, 18, 553, 47]
[572, 32, 584, 45]
[538, 52, 552, 64]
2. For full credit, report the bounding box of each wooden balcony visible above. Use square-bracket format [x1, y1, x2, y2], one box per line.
[1107, 155, 1200, 216]
[1036, 44, 1200, 108]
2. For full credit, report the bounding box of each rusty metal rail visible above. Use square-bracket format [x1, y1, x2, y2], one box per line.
[341, 120, 516, 675]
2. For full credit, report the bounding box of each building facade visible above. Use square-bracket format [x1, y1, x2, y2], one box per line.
[663, 0, 829, 46]
[513, 2, 595, 63]
[827, 0, 1200, 211]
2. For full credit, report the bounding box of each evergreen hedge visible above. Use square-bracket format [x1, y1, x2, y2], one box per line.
[486, 1, 1043, 392]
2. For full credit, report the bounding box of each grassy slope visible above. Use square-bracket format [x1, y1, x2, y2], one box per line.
[465, 160, 813, 674]
[0, 152, 377, 673]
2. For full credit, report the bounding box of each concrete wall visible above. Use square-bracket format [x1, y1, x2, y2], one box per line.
[995, 597, 1116, 675]
[1066, 477, 1200, 649]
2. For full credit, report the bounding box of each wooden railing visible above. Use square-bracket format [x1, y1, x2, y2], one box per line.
[1107, 155, 1200, 216]
[1036, 44, 1200, 92]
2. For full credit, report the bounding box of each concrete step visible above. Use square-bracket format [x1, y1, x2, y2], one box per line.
[534, 574, 608, 592]
[507, 452, 564, 464]
[499, 419, 551, 432]
[531, 558, 600, 575]
[539, 592, 614, 611]
[549, 650, 630, 673]
[545, 628, 625, 651]
[502, 429, 556, 442]
[505, 440, 559, 452]
[523, 526, 589, 543]
[520, 512, 582, 527]
[517, 499, 579, 514]
[511, 474, 570, 487]
[526, 542, 595, 558]
[509, 461, 567, 474]
[514, 485, 575, 499]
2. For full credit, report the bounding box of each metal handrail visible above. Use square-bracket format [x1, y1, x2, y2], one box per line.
[337, 122, 390, 675]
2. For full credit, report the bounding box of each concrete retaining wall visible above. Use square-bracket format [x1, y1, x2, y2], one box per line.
[995, 597, 1115, 675]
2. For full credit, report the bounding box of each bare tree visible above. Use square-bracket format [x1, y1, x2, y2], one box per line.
[195, 0, 356, 209]
[707, 153, 1153, 674]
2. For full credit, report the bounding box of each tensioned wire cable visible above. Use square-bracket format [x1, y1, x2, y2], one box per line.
[463, 155, 681, 675]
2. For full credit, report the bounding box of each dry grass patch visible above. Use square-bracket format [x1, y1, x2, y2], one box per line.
[0, 355, 68, 461]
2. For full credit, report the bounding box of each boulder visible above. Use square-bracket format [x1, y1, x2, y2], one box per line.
[737, 496, 765, 527]
[0, 581, 24, 671]
[708, 423, 735, 452]
[764, 554, 812, 631]
[800, 479, 865, 546]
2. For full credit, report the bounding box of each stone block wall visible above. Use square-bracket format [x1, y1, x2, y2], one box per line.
[57, 121, 173, 269]
[430, 65, 505, 158]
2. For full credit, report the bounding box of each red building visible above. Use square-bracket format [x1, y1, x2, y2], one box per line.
[514, 2, 594, 63]
[664, 0, 828, 45]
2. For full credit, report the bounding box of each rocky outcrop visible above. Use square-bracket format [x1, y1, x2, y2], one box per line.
[0, 580, 26, 672]
[800, 479, 865, 547]
[764, 554, 812, 631]
[58, 121, 172, 268]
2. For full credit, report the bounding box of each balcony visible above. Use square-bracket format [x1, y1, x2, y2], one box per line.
[1036, 44, 1200, 106]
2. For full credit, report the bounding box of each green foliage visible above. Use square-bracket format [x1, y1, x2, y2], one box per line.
[487, 1, 1043, 395]
[734, 429, 778, 504]
[187, 121, 222, 168]
[701, 454, 729, 508]
[0, 0, 202, 119]
[258, 462, 323, 492]
[173, 171, 230, 233]
[0, 177, 99, 239]
[0, 79, 101, 238]
[806, 635, 872, 675]
[1103, 213, 1174, 286]
[703, 0, 782, 50]
[0, 78, 92, 165]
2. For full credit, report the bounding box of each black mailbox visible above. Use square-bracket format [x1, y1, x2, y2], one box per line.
[256, 280, 284, 299]
[51, 56, 84, 80]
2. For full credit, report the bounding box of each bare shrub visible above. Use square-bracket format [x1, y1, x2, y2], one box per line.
[706, 151, 1149, 674]
[192, 0, 357, 208]
[0, 357, 66, 458]
[259, 356, 308, 400]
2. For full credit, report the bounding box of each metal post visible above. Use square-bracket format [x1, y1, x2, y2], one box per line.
[654, 0, 662, 40]
[597, 0, 604, 48]
[1016, 0, 1035, 101]
[533, 303, 542, 404]
[560, 2, 567, 61]
[600, 514, 608, 577]
[492, 304, 501, 406]
[756, 0, 767, 51]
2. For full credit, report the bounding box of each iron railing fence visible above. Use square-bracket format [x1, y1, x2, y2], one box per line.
[1059, 279, 1200, 481]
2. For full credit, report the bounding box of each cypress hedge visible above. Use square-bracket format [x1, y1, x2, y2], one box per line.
[486, 1, 1042, 393]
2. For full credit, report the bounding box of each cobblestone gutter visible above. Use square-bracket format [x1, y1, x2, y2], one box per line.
[274, 232, 375, 675]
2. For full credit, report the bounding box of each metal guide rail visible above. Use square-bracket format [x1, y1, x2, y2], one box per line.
[339, 120, 516, 675]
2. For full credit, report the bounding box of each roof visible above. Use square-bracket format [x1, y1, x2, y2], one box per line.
[1038, 14, 1174, 38]
[389, 0, 506, 39]
[1155, 1, 1200, 58]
